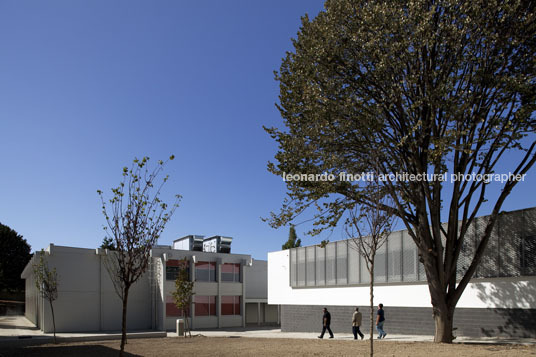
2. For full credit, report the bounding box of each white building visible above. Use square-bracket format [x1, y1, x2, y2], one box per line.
[268, 207, 536, 337]
[22, 235, 279, 333]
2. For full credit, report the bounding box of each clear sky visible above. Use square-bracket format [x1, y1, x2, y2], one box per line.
[1, 1, 535, 260]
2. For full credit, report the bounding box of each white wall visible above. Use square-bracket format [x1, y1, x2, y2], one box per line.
[268, 250, 536, 309]
[24, 273, 37, 324]
[24, 245, 153, 333]
[245, 260, 267, 299]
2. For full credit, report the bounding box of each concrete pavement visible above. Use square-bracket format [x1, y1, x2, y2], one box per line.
[2, 316, 535, 346]
[173, 326, 536, 345]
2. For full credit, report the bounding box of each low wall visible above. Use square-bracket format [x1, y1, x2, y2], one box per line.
[281, 304, 536, 338]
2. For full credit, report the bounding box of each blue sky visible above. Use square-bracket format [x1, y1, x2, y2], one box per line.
[1, 1, 535, 260]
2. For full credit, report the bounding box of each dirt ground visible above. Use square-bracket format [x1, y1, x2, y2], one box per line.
[1, 336, 535, 357]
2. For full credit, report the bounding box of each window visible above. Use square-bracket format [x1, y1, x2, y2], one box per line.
[221, 263, 240, 282]
[165, 296, 189, 317]
[221, 296, 240, 315]
[195, 295, 216, 316]
[195, 261, 216, 282]
[166, 259, 190, 281]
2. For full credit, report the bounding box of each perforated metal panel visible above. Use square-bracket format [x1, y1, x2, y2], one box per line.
[374, 242, 387, 283]
[499, 211, 522, 277]
[297, 247, 306, 286]
[315, 245, 325, 286]
[360, 244, 370, 284]
[336, 241, 348, 284]
[326, 243, 336, 285]
[477, 216, 500, 278]
[457, 221, 475, 280]
[306, 246, 316, 286]
[388, 232, 402, 282]
[290, 249, 297, 287]
[287, 207, 536, 290]
[348, 240, 360, 284]
[400, 230, 416, 282]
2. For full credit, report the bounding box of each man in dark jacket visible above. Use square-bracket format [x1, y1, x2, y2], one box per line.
[318, 307, 334, 339]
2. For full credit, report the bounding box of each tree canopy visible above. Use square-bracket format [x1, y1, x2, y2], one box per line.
[0, 223, 31, 292]
[266, 0, 536, 343]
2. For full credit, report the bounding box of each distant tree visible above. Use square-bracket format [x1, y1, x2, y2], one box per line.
[282, 225, 301, 250]
[33, 249, 59, 343]
[0, 223, 31, 293]
[100, 237, 115, 250]
[266, 0, 536, 343]
[171, 258, 194, 338]
[98, 156, 180, 357]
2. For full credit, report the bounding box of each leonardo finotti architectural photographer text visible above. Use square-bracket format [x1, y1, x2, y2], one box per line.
[282, 171, 526, 184]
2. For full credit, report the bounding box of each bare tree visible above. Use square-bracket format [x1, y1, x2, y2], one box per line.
[346, 178, 395, 357]
[171, 258, 194, 337]
[33, 249, 59, 343]
[98, 156, 180, 357]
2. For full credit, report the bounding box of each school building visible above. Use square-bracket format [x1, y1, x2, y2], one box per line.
[22, 235, 279, 333]
[268, 207, 536, 337]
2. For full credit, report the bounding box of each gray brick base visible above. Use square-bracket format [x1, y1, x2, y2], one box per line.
[281, 304, 536, 338]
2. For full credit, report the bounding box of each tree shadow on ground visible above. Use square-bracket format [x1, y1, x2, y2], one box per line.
[0, 343, 142, 357]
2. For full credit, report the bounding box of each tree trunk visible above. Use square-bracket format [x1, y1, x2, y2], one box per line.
[369, 263, 374, 357]
[433, 305, 455, 343]
[49, 299, 56, 344]
[120, 288, 130, 357]
[184, 316, 191, 338]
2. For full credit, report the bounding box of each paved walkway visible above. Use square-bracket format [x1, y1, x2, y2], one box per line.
[179, 326, 536, 345]
[2, 316, 535, 346]
[0, 316, 165, 343]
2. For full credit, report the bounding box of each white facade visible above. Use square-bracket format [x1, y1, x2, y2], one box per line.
[22, 243, 272, 333]
[268, 249, 536, 309]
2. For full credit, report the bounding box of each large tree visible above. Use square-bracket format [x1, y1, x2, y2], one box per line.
[266, 0, 536, 343]
[98, 156, 180, 356]
[0, 223, 31, 293]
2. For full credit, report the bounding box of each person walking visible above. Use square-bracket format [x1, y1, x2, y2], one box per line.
[352, 307, 364, 340]
[318, 307, 334, 339]
[376, 303, 386, 339]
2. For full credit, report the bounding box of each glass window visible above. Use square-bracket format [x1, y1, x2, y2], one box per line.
[165, 296, 189, 317]
[221, 296, 241, 315]
[195, 261, 216, 282]
[166, 260, 190, 281]
[195, 295, 216, 316]
[221, 263, 241, 282]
